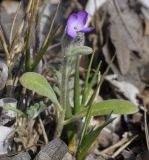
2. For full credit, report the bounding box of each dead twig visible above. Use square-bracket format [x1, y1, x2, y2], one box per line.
[112, 135, 138, 158]
[100, 135, 129, 155]
[38, 117, 48, 144]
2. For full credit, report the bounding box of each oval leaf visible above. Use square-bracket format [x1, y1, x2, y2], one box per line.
[66, 46, 93, 57]
[64, 100, 138, 126]
[91, 99, 138, 116]
[20, 72, 59, 105]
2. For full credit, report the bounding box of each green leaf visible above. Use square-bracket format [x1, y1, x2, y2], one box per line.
[86, 55, 116, 108]
[82, 61, 102, 106]
[79, 103, 93, 147]
[64, 100, 138, 125]
[4, 104, 25, 116]
[20, 72, 59, 105]
[30, 25, 58, 71]
[66, 46, 93, 57]
[90, 99, 138, 116]
[77, 118, 115, 160]
[81, 52, 95, 105]
[27, 102, 47, 119]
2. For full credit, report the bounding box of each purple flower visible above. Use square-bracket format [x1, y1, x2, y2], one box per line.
[66, 10, 95, 38]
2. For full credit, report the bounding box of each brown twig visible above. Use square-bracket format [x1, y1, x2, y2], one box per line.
[112, 135, 138, 158]
[38, 117, 48, 144]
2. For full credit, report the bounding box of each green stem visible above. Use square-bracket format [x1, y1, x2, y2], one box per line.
[25, 48, 31, 71]
[61, 57, 68, 112]
[63, 111, 84, 126]
[74, 56, 80, 114]
[54, 109, 64, 138]
[54, 56, 69, 137]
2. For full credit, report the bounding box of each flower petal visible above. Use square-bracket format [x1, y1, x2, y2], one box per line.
[77, 10, 88, 25]
[67, 13, 78, 27]
[78, 27, 95, 33]
[66, 13, 78, 38]
[66, 25, 77, 38]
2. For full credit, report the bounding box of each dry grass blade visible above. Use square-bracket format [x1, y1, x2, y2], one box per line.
[0, 25, 10, 64]
[43, 0, 61, 47]
[30, 0, 62, 71]
[26, 0, 40, 46]
[112, 135, 138, 158]
[101, 136, 129, 154]
[10, 2, 22, 44]
[13, 0, 32, 37]
[38, 0, 49, 25]
[38, 117, 48, 144]
[25, 0, 40, 70]
[26, 0, 33, 15]
[9, 0, 33, 53]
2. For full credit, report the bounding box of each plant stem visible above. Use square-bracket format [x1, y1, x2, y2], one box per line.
[55, 32, 84, 137]
[61, 57, 68, 112]
[74, 56, 80, 114]
[54, 109, 64, 138]
[63, 111, 85, 126]
[55, 56, 69, 137]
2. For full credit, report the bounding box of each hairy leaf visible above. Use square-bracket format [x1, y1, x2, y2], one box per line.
[66, 46, 93, 57]
[20, 72, 59, 105]
[27, 102, 47, 119]
[90, 99, 138, 116]
[64, 99, 138, 125]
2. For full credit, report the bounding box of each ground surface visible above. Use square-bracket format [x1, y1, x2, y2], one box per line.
[0, 0, 149, 160]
